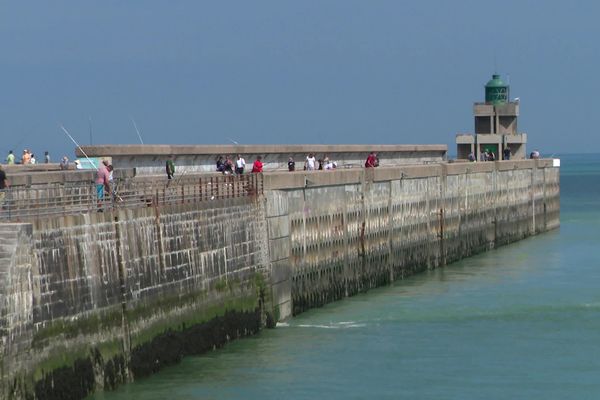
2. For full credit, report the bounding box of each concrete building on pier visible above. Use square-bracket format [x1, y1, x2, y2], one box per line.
[456, 74, 527, 160]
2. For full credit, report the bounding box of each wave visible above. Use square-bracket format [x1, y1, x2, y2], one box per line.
[293, 321, 367, 329]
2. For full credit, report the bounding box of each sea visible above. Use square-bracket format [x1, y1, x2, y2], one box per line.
[90, 153, 600, 400]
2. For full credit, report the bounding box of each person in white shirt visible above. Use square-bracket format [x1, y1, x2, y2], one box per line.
[305, 153, 316, 171]
[235, 154, 246, 174]
[30, 154, 37, 164]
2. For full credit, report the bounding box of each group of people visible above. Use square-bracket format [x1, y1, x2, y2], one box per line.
[214, 154, 263, 175]
[209, 152, 378, 174]
[5, 149, 50, 165]
[165, 154, 264, 180]
[301, 153, 340, 171]
[466, 147, 541, 162]
[467, 147, 509, 162]
[162, 152, 385, 177]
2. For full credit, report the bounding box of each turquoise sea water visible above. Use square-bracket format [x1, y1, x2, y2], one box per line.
[91, 154, 600, 400]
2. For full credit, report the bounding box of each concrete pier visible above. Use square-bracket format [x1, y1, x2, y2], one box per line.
[0, 159, 559, 399]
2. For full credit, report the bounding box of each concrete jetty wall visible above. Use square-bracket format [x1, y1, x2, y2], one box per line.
[0, 159, 559, 399]
[263, 159, 560, 318]
[1, 198, 270, 399]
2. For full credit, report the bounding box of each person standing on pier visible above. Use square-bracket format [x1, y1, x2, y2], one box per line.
[44, 151, 50, 164]
[305, 153, 316, 171]
[365, 152, 377, 168]
[223, 156, 234, 175]
[95, 160, 111, 212]
[166, 155, 175, 180]
[235, 154, 246, 175]
[60, 156, 69, 170]
[0, 165, 8, 205]
[21, 149, 31, 164]
[0, 165, 8, 189]
[251, 155, 263, 173]
[6, 150, 15, 165]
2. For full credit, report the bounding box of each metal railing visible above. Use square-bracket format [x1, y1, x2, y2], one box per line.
[0, 173, 263, 222]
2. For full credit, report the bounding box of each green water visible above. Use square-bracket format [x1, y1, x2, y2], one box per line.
[91, 154, 600, 400]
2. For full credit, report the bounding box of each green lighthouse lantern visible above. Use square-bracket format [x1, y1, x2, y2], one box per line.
[485, 74, 509, 105]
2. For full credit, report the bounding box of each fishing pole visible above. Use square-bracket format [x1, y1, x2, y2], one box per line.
[130, 117, 144, 144]
[89, 116, 93, 145]
[60, 124, 98, 171]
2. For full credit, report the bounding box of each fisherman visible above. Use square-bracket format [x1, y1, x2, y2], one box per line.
[21, 149, 31, 164]
[60, 156, 69, 170]
[166, 155, 175, 179]
[95, 160, 111, 212]
[6, 150, 15, 165]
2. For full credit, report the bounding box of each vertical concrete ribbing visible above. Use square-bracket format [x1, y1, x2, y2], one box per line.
[265, 191, 292, 321]
[387, 180, 394, 282]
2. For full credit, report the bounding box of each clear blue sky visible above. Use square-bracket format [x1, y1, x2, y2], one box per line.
[1, 1, 597, 158]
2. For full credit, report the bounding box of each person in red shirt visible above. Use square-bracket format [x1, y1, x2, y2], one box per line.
[252, 156, 263, 173]
[365, 152, 377, 168]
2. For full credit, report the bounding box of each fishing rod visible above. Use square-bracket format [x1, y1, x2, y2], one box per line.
[173, 169, 188, 186]
[60, 124, 98, 171]
[130, 117, 144, 144]
[89, 116, 93, 145]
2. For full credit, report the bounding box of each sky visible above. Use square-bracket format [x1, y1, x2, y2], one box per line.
[1, 1, 598, 159]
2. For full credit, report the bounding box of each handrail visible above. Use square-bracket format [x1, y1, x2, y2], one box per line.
[0, 173, 263, 222]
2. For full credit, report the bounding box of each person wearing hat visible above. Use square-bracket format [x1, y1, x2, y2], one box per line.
[22, 149, 31, 164]
[74, 159, 82, 169]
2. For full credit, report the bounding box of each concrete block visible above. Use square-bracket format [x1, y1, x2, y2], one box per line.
[276, 299, 292, 321]
[267, 215, 290, 240]
[270, 260, 291, 285]
[269, 237, 290, 263]
[271, 279, 291, 313]
[265, 191, 289, 217]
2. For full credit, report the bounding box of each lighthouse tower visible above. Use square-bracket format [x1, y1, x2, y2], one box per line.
[456, 74, 527, 160]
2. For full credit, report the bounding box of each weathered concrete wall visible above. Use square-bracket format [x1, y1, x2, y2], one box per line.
[0, 197, 269, 399]
[0, 159, 560, 399]
[262, 160, 560, 318]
